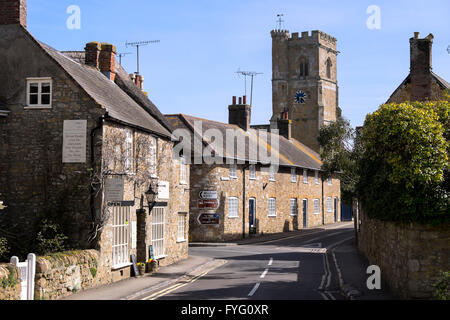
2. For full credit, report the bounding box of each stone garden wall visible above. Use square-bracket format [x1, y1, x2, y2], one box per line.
[0, 264, 21, 300]
[358, 210, 450, 299]
[34, 250, 109, 300]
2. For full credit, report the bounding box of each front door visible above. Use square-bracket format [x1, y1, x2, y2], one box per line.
[249, 198, 256, 234]
[334, 198, 338, 223]
[302, 199, 308, 228]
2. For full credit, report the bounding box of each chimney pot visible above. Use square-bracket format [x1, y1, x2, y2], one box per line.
[243, 95, 247, 105]
[414, 32, 420, 39]
[239, 97, 242, 104]
[232, 96, 236, 105]
[229, 96, 251, 131]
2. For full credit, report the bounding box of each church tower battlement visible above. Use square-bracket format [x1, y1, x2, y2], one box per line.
[271, 29, 341, 152]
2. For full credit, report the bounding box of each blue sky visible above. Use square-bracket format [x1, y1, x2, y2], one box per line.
[28, 0, 450, 127]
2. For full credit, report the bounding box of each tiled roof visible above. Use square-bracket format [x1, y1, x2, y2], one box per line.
[34, 40, 172, 138]
[166, 114, 322, 170]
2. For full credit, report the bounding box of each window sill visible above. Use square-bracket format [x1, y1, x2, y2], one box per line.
[221, 177, 230, 181]
[230, 176, 238, 180]
[24, 106, 52, 110]
[269, 179, 276, 182]
[268, 214, 277, 218]
[112, 262, 132, 270]
[177, 239, 187, 243]
[313, 212, 320, 215]
[180, 181, 188, 185]
[154, 254, 167, 260]
[290, 214, 298, 217]
[227, 216, 239, 219]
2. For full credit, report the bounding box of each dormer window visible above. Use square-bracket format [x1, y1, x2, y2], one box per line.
[26, 78, 52, 108]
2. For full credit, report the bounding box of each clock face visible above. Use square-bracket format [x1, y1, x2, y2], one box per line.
[295, 90, 307, 104]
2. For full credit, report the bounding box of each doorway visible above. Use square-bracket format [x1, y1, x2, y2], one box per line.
[302, 199, 308, 228]
[249, 198, 256, 234]
[334, 198, 338, 223]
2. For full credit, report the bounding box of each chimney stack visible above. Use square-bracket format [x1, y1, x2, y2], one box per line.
[129, 73, 144, 91]
[85, 42, 101, 69]
[99, 43, 117, 81]
[0, 0, 27, 28]
[410, 32, 434, 101]
[229, 96, 251, 131]
[277, 109, 292, 140]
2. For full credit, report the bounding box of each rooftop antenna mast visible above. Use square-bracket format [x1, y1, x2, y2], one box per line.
[235, 69, 263, 107]
[117, 52, 132, 65]
[125, 40, 160, 74]
[276, 14, 285, 30]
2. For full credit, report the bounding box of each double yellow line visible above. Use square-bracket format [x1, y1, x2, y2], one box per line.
[142, 261, 227, 300]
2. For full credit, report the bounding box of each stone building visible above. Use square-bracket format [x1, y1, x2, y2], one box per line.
[270, 29, 342, 153]
[0, 0, 189, 283]
[387, 32, 450, 103]
[166, 96, 341, 242]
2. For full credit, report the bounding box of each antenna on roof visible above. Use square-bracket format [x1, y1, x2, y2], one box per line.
[117, 52, 132, 65]
[276, 14, 285, 30]
[447, 45, 450, 54]
[235, 69, 263, 107]
[125, 40, 160, 74]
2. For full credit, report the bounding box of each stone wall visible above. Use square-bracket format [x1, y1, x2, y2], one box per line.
[0, 264, 21, 300]
[34, 250, 107, 300]
[189, 163, 340, 242]
[358, 210, 450, 299]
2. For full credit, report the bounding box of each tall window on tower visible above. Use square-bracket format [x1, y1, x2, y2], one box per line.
[326, 58, 332, 79]
[299, 58, 309, 77]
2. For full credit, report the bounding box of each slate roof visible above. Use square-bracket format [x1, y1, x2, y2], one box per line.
[28, 34, 172, 138]
[166, 114, 322, 170]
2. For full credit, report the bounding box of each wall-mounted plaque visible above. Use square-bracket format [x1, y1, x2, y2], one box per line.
[158, 181, 170, 200]
[198, 213, 220, 225]
[199, 190, 218, 200]
[105, 176, 124, 202]
[62, 120, 87, 163]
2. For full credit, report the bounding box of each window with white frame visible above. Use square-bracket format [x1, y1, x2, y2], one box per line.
[290, 198, 298, 216]
[147, 136, 157, 177]
[124, 128, 134, 173]
[180, 156, 187, 184]
[291, 168, 297, 183]
[313, 199, 320, 214]
[326, 197, 333, 213]
[303, 169, 308, 184]
[230, 163, 237, 178]
[269, 165, 276, 181]
[151, 207, 166, 259]
[112, 205, 131, 268]
[177, 213, 187, 242]
[26, 78, 52, 108]
[268, 198, 277, 217]
[328, 177, 333, 185]
[228, 197, 238, 218]
[249, 164, 256, 180]
[315, 171, 320, 184]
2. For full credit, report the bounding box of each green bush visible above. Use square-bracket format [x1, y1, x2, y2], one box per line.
[434, 271, 450, 300]
[357, 101, 449, 223]
[35, 219, 68, 255]
[0, 237, 9, 262]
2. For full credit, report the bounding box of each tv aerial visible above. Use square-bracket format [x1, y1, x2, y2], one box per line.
[447, 45, 450, 54]
[236, 69, 263, 107]
[117, 52, 132, 65]
[125, 40, 160, 74]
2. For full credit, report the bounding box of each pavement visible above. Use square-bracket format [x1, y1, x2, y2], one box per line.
[61, 255, 220, 300]
[189, 221, 355, 247]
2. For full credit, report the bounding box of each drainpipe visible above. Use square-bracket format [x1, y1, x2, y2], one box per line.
[242, 163, 250, 239]
[88, 113, 109, 243]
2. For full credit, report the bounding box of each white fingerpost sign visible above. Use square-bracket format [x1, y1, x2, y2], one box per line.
[63, 120, 87, 163]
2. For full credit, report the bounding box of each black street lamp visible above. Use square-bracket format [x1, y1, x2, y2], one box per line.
[145, 176, 159, 213]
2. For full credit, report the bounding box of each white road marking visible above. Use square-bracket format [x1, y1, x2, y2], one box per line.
[248, 283, 260, 296]
[268, 258, 273, 266]
[260, 269, 269, 278]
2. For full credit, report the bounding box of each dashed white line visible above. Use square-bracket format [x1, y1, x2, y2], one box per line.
[260, 269, 269, 278]
[268, 258, 273, 266]
[248, 283, 260, 297]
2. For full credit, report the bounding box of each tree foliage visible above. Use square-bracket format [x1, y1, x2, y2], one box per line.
[318, 117, 359, 205]
[357, 101, 449, 224]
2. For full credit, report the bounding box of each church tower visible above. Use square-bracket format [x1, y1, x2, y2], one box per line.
[271, 29, 341, 152]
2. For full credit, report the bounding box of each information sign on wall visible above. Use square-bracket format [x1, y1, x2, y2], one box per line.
[62, 120, 87, 163]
